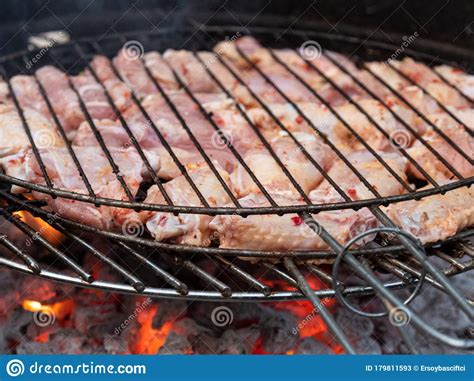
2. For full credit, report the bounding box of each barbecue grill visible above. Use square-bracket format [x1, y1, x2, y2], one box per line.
[0, 7, 473, 355]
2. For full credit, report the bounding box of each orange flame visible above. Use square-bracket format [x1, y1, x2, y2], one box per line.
[132, 304, 174, 354]
[14, 211, 64, 246]
[22, 299, 74, 320]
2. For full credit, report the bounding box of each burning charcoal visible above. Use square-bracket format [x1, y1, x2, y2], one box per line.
[152, 300, 188, 329]
[373, 319, 404, 354]
[295, 338, 333, 354]
[20, 277, 57, 302]
[73, 300, 123, 340]
[335, 309, 374, 339]
[192, 327, 260, 354]
[103, 335, 130, 354]
[261, 312, 299, 354]
[158, 332, 192, 354]
[354, 337, 382, 354]
[16, 330, 90, 354]
[3, 307, 35, 343]
[172, 317, 214, 340]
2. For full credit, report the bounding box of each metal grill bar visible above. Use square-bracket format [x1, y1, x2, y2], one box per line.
[115, 241, 189, 295]
[213, 255, 271, 295]
[0, 233, 41, 274]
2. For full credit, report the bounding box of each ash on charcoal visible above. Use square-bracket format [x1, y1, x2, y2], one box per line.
[335, 309, 374, 340]
[152, 300, 188, 329]
[192, 326, 260, 354]
[354, 336, 382, 354]
[16, 330, 90, 354]
[372, 318, 403, 354]
[103, 335, 130, 354]
[158, 332, 192, 354]
[261, 312, 299, 354]
[295, 338, 333, 354]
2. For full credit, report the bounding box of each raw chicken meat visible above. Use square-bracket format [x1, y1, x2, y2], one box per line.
[385, 184, 474, 243]
[231, 132, 336, 197]
[209, 193, 378, 252]
[0, 146, 159, 230]
[407, 110, 474, 181]
[141, 162, 233, 245]
[312, 150, 409, 200]
[434, 65, 474, 100]
[0, 104, 63, 157]
[163, 50, 222, 93]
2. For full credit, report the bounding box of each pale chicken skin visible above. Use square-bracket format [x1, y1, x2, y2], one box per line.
[73, 92, 259, 178]
[385, 184, 474, 243]
[231, 132, 336, 198]
[407, 110, 474, 181]
[434, 65, 474, 100]
[0, 146, 159, 230]
[141, 162, 233, 246]
[209, 193, 378, 252]
[0, 104, 63, 157]
[312, 150, 409, 201]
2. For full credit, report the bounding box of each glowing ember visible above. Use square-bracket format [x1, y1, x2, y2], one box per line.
[133, 305, 174, 354]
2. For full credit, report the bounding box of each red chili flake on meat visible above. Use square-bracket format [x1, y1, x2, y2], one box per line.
[295, 115, 303, 124]
[347, 188, 357, 198]
[213, 115, 224, 125]
[291, 216, 303, 225]
[386, 99, 395, 107]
